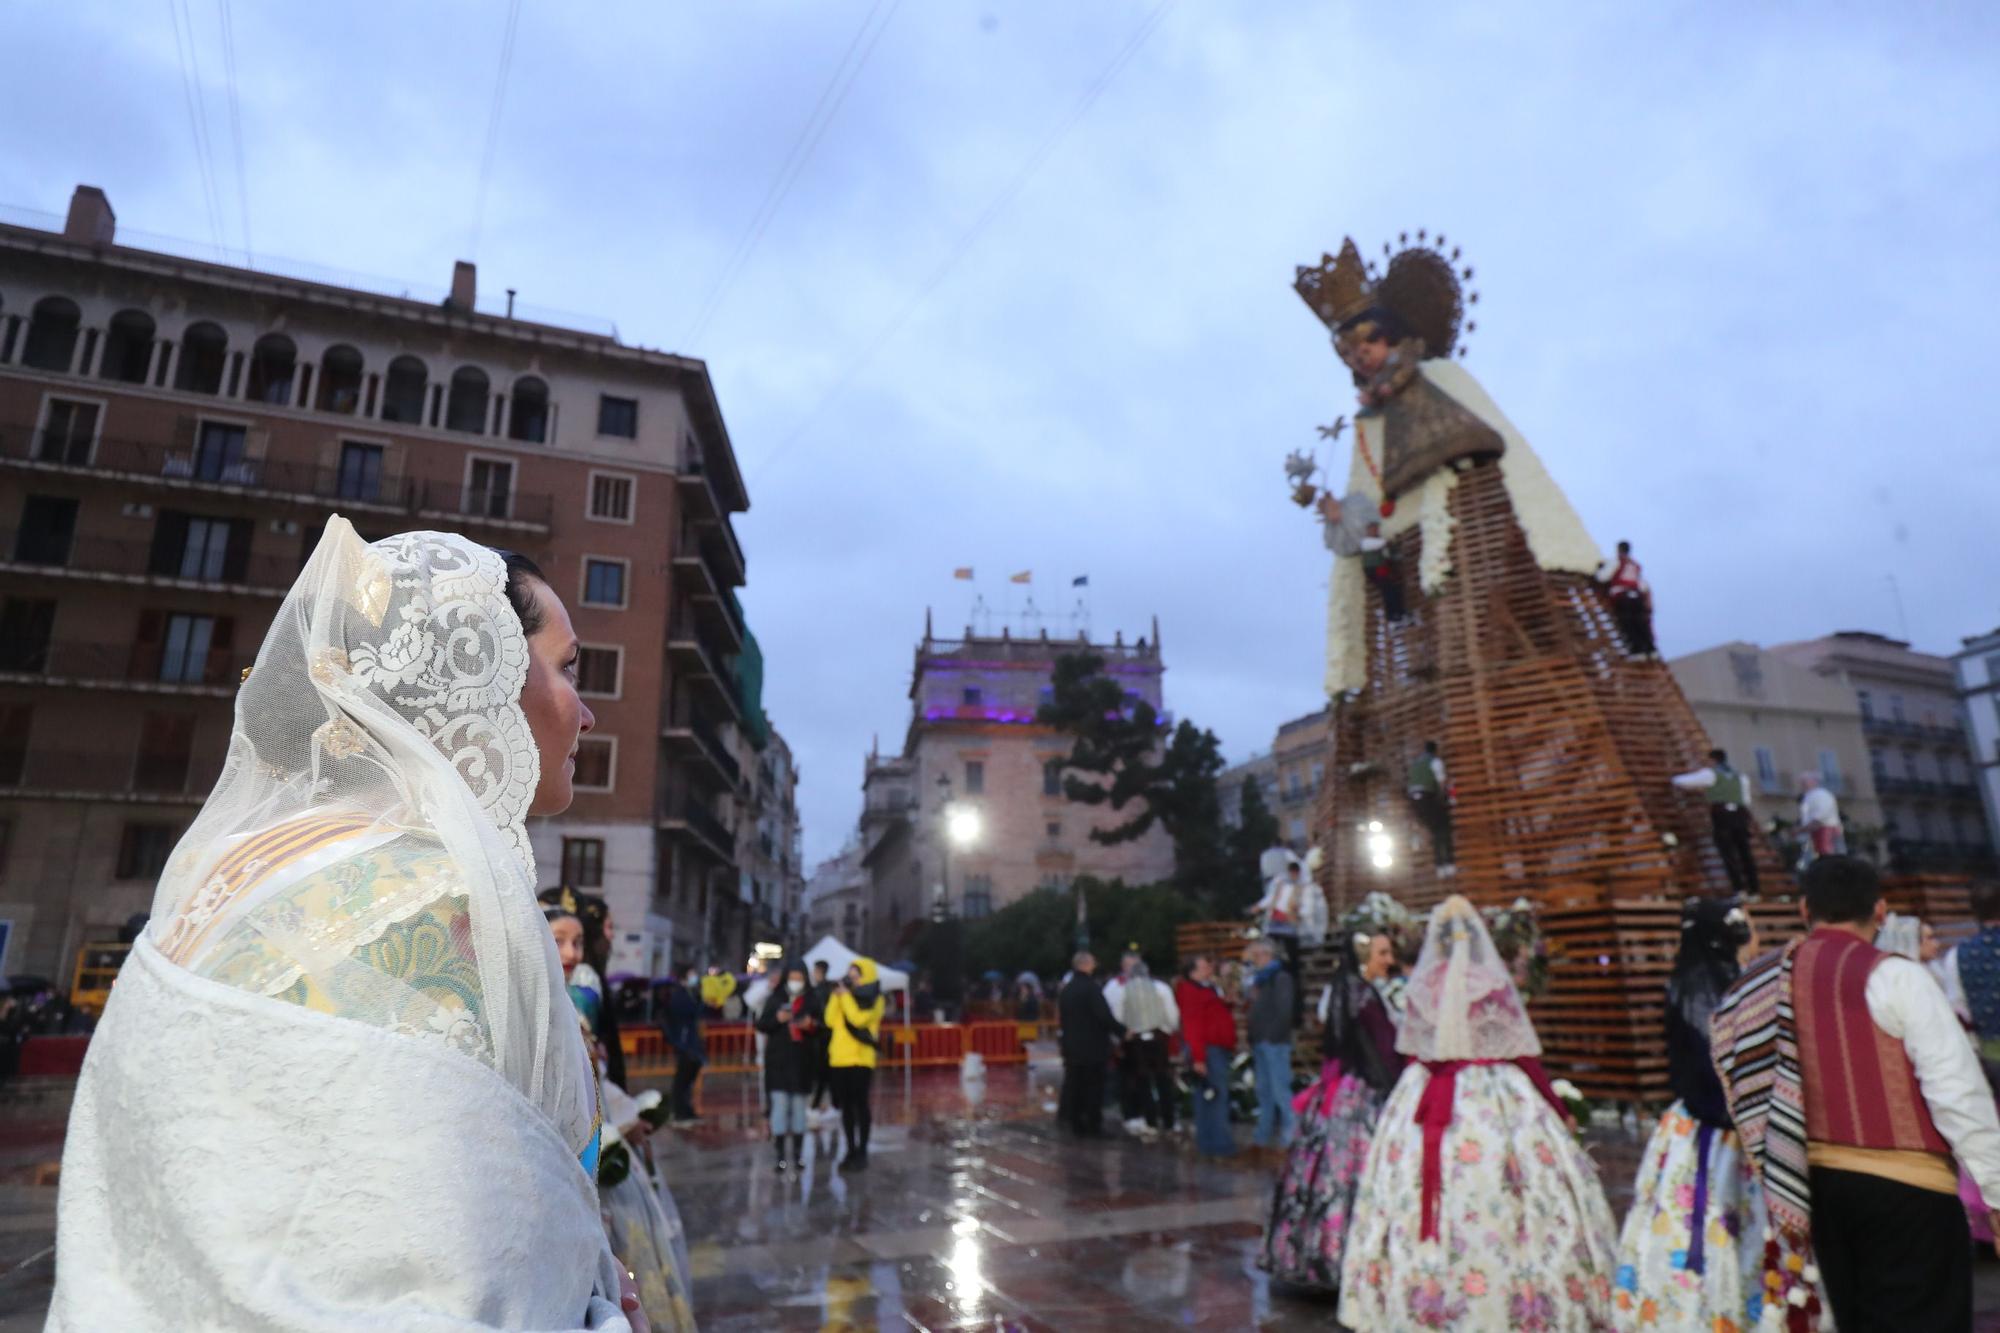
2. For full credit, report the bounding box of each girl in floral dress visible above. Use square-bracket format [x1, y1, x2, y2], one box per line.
[1613, 899, 1766, 1332]
[1338, 896, 1617, 1331]
[1259, 931, 1405, 1288]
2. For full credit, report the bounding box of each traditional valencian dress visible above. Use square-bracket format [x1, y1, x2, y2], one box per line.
[49, 521, 632, 1329]
[1338, 897, 1617, 1331]
[1258, 941, 1404, 1290]
[1612, 900, 1768, 1332]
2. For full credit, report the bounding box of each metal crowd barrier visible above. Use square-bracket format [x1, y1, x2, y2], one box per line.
[619, 1019, 1061, 1078]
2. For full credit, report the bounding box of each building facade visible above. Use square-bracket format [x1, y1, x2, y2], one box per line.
[1217, 750, 1278, 829]
[1669, 641, 1885, 859]
[1953, 627, 2000, 869]
[855, 619, 1177, 959]
[735, 726, 806, 958]
[1271, 707, 1331, 852]
[803, 843, 870, 948]
[1774, 631, 1996, 876]
[0, 186, 753, 984]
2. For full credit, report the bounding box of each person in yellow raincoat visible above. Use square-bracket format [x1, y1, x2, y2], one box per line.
[824, 958, 886, 1171]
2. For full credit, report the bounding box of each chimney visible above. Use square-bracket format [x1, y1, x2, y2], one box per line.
[64, 185, 116, 246]
[449, 260, 477, 311]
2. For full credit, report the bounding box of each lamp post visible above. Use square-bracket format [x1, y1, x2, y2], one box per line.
[932, 772, 981, 1018]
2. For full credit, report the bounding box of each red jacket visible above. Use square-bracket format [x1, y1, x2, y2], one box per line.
[1175, 978, 1237, 1064]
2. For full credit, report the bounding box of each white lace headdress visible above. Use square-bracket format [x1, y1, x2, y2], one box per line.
[146, 516, 594, 1150]
[1396, 894, 1541, 1061]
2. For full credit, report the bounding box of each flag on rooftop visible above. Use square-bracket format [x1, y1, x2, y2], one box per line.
[1072, 575, 1089, 587]
[1010, 571, 1032, 584]
[953, 567, 974, 581]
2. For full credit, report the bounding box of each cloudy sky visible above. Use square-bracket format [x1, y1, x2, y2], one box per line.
[7, 2, 1997, 865]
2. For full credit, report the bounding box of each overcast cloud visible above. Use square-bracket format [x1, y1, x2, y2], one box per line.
[7, 2, 1997, 865]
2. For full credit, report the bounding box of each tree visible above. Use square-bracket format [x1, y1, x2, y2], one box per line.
[1222, 774, 1282, 915]
[962, 878, 1204, 981]
[1037, 652, 1235, 906]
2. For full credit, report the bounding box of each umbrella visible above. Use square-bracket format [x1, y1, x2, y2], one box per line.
[981, 969, 1005, 981]
[1015, 971, 1041, 989]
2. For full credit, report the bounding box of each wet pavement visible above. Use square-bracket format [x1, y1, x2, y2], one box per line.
[4, 1065, 2000, 1329]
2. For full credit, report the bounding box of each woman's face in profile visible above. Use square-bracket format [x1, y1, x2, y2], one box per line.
[548, 915, 584, 976]
[515, 578, 595, 815]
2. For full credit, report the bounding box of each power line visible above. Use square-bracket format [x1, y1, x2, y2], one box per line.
[468, 0, 524, 258]
[217, 0, 252, 264]
[165, 0, 225, 258]
[751, 0, 1176, 479]
[680, 0, 903, 350]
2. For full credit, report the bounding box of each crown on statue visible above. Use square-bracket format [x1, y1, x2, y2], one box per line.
[1294, 238, 1374, 330]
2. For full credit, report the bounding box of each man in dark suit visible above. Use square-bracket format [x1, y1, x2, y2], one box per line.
[1057, 951, 1124, 1136]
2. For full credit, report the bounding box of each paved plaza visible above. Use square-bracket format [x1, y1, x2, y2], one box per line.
[6, 1066, 2000, 1329]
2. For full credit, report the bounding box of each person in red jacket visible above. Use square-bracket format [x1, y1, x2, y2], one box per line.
[1177, 954, 1239, 1157]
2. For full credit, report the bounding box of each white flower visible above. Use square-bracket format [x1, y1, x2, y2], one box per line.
[1787, 1287, 1809, 1308]
[634, 1089, 663, 1113]
[1802, 1264, 1819, 1284]
[1551, 1078, 1582, 1101]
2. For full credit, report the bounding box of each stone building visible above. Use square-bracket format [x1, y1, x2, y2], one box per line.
[803, 843, 870, 948]
[1773, 631, 1995, 876]
[1217, 751, 1278, 829]
[1952, 626, 2000, 874]
[1219, 706, 1330, 855]
[855, 618, 1177, 960]
[0, 185, 754, 983]
[1669, 641, 1884, 859]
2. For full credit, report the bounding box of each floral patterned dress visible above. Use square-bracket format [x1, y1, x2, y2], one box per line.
[1612, 1102, 1766, 1332]
[1258, 1070, 1386, 1288]
[1337, 1061, 1618, 1331]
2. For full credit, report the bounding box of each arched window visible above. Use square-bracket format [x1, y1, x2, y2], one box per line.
[380, 355, 428, 424]
[98, 309, 156, 384]
[246, 334, 298, 406]
[315, 344, 364, 414]
[21, 296, 81, 372]
[508, 375, 549, 443]
[445, 366, 490, 434]
[174, 322, 229, 395]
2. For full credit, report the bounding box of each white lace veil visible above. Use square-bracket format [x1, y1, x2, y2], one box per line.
[145, 516, 595, 1152]
[1875, 912, 1922, 961]
[1396, 894, 1542, 1061]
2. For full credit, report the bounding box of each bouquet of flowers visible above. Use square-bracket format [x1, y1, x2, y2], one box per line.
[1483, 897, 1550, 1001]
[1550, 1076, 1591, 1140]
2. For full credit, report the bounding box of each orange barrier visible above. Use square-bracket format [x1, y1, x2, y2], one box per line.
[965, 1020, 1035, 1065]
[619, 1019, 1063, 1076]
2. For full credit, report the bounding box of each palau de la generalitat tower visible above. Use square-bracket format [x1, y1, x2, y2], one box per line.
[1288, 233, 1787, 915]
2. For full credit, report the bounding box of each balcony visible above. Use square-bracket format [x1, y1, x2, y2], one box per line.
[0, 424, 552, 535]
[672, 547, 744, 646]
[0, 638, 255, 696]
[0, 747, 219, 803]
[1887, 839, 2000, 877]
[674, 448, 746, 579]
[658, 794, 737, 865]
[667, 615, 740, 716]
[1862, 714, 1967, 746]
[0, 528, 295, 596]
[661, 705, 742, 789]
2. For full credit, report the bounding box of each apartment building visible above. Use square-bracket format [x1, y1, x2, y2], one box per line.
[1952, 626, 2000, 870]
[0, 185, 751, 983]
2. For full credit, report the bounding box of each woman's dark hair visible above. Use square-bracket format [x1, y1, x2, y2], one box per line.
[491, 548, 548, 637]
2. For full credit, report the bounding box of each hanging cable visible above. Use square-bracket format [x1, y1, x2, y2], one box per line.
[679, 0, 903, 349]
[166, 0, 225, 257]
[217, 0, 252, 265]
[468, 0, 524, 259]
[751, 0, 1176, 479]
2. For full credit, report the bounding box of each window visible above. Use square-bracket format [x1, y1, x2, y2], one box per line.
[245, 334, 297, 406]
[597, 395, 638, 438]
[1903, 749, 1924, 780]
[0, 704, 27, 784]
[116, 823, 180, 881]
[588, 472, 634, 522]
[35, 398, 98, 465]
[1818, 749, 1841, 788]
[1890, 694, 1906, 723]
[963, 686, 984, 706]
[1857, 689, 1873, 721]
[1045, 821, 1061, 840]
[177, 518, 235, 580]
[13, 495, 78, 565]
[21, 296, 80, 372]
[466, 458, 513, 518]
[1987, 654, 2000, 687]
[337, 442, 385, 501]
[961, 874, 994, 920]
[157, 613, 228, 684]
[576, 645, 621, 697]
[99, 310, 155, 384]
[1310, 761, 1325, 791]
[572, 737, 615, 791]
[964, 760, 985, 795]
[1869, 747, 1886, 778]
[380, 356, 428, 424]
[582, 558, 627, 608]
[174, 322, 228, 395]
[192, 421, 249, 482]
[134, 712, 195, 792]
[316, 345, 364, 414]
[0, 598, 55, 672]
[508, 376, 549, 443]
[445, 366, 491, 434]
[1754, 746, 1778, 788]
[1043, 759, 1063, 796]
[561, 837, 605, 888]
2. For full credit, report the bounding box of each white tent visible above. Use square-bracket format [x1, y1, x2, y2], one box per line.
[802, 935, 910, 993]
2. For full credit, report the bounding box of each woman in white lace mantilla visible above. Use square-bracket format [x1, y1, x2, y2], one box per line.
[49, 517, 644, 1331]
